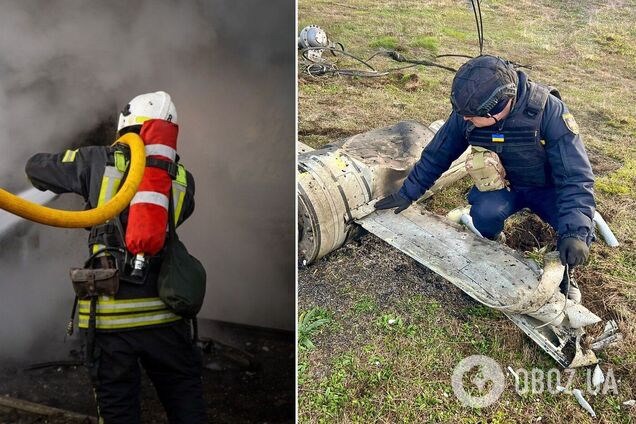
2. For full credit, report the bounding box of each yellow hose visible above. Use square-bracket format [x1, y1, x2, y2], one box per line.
[0, 133, 146, 228]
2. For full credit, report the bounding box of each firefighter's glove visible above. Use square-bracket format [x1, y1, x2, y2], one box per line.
[559, 237, 589, 267]
[374, 192, 412, 214]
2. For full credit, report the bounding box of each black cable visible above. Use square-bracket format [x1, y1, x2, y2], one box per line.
[435, 53, 474, 59]
[301, 46, 389, 77]
[477, 0, 484, 55]
[384, 63, 420, 72]
[305, 63, 388, 78]
[300, 46, 456, 77]
[470, 0, 484, 56]
[301, 47, 379, 71]
[470, 0, 480, 54]
[380, 50, 457, 73]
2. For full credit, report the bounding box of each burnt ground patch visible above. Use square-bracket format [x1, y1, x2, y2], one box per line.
[0, 321, 294, 424]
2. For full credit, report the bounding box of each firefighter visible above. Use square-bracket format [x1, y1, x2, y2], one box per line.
[25, 91, 208, 423]
[375, 55, 595, 269]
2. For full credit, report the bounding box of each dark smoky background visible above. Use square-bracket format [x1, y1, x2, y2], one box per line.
[0, 0, 294, 360]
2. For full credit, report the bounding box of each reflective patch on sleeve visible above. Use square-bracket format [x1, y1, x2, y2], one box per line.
[62, 149, 78, 162]
[175, 164, 187, 186]
[562, 113, 579, 135]
[113, 150, 129, 172]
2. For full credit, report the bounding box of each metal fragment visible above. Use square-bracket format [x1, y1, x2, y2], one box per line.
[572, 389, 596, 418]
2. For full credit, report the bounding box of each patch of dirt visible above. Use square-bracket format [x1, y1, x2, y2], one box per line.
[299, 234, 477, 332]
[587, 147, 623, 175]
[391, 73, 421, 92]
[297, 127, 358, 140]
[299, 73, 392, 90]
[299, 233, 486, 381]
[0, 322, 294, 424]
[503, 211, 557, 252]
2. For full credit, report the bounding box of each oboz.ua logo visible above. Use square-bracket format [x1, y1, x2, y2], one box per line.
[451, 355, 506, 408]
[451, 355, 619, 408]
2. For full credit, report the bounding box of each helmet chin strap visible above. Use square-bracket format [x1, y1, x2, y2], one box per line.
[488, 97, 515, 126]
[509, 94, 517, 114]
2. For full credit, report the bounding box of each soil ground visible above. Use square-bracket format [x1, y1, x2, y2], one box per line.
[298, 0, 636, 422]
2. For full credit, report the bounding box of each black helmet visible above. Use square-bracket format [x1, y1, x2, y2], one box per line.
[450, 55, 518, 117]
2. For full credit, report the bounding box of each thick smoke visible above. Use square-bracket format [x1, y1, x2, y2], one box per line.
[0, 0, 294, 360]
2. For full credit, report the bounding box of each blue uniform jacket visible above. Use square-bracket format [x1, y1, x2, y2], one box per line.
[399, 72, 596, 242]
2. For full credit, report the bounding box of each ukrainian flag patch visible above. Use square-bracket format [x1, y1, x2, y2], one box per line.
[492, 133, 505, 143]
[562, 113, 579, 134]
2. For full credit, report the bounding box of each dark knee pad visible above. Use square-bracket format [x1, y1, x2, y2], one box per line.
[470, 204, 507, 239]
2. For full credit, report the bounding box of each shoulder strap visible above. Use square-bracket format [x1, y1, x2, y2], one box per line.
[525, 82, 550, 118]
[167, 182, 176, 245]
[113, 150, 128, 172]
[110, 144, 187, 225]
[112, 144, 183, 182]
[175, 164, 187, 187]
[146, 157, 178, 179]
[547, 85, 561, 100]
[525, 82, 563, 118]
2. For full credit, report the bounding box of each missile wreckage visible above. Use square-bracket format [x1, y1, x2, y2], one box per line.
[298, 120, 622, 368]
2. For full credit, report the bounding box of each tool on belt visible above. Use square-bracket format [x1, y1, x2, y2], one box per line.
[464, 146, 508, 192]
[67, 247, 123, 371]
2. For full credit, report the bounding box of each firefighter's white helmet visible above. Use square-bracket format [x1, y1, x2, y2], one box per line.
[117, 91, 177, 131]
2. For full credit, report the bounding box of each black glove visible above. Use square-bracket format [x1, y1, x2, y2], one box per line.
[374, 192, 412, 214]
[559, 237, 589, 266]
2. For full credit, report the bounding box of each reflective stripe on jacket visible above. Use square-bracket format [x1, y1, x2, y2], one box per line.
[83, 149, 189, 330]
[25, 142, 196, 330]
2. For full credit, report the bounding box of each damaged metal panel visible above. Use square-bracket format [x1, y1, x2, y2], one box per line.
[357, 206, 604, 367]
[298, 121, 436, 263]
[297, 142, 314, 154]
[298, 120, 470, 264]
[358, 207, 560, 311]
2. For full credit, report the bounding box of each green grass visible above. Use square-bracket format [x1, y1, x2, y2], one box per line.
[352, 295, 377, 313]
[299, 0, 636, 422]
[298, 307, 334, 351]
[524, 245, 551, 266]
[595, 159, 636, 196]
[441, 27, 470, 41]
[375, 313, 409, 335]
[410, 35, 439, 53]
[464, 304, 501, 319]
[368, 35, 399, 50]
